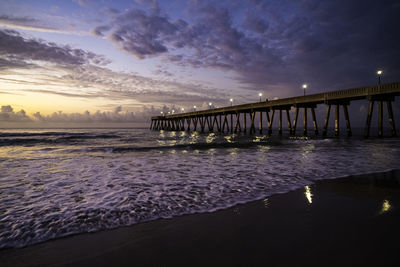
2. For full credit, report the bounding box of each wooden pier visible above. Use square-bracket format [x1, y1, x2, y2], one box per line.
[150, 82, 400, 137]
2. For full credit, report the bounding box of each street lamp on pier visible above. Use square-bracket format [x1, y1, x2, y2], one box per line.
[302, 84, 308, 96]
[377, 70, 383, 84]
[230, 98, 233, 106]
[193, 105, 197, 112]
[209, 102, 212, 109]
[259, 92, 263, 102]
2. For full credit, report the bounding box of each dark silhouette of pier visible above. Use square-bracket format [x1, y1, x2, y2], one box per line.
[151, 82, 400, 137]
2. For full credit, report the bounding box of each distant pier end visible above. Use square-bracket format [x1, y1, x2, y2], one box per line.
[150, 82, 400, 137]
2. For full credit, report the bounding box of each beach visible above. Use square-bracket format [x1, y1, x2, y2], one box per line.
[1, 169, 399, 266]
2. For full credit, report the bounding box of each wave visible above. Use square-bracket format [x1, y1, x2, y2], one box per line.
[0, 132, 84, 137]
[0, 134, 121, 146]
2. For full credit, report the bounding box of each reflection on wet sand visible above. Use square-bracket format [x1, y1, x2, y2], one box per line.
[304, 185, 313, 204]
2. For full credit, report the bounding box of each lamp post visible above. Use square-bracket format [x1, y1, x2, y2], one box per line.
[377, 70, 383, 85]
[230, 98, 233, 106]
[209, 102, 212, 109]
[259, 93, 263, 102]
[160, 111, 164, 116]
[181, 108, 184, 113]
[172, 109, 175, 114]
[193, 105, 196, 112]
[302, 84, 307, 96]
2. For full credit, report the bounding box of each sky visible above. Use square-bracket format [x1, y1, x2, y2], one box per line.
[0, 0, 399, 126]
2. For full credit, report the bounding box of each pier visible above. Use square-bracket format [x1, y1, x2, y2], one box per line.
[151, 82, 400, 137]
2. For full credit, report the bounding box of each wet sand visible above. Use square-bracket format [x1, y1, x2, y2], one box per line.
[1, 170, 400, 266]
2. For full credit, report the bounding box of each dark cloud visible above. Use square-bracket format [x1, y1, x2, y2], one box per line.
[105, 7, 179, 58]
[0, 29, 110, 69]
[95, 0, 400, 92]
[0, 14, 63, 33]
[103, 8, 121, 15]
[22, 89, 102, 99]
[92, 25, 111, 37]
[0, 15, 37, 25]
[242, 14, 269, 34]
[0, 105, 31, 122]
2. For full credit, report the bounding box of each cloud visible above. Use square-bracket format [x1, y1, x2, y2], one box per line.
[104, 7, 179, 58]
[0, 105, 31, 122]
[0, 105, 164, 124]
[0, 28, 229, 109]
[0, 15, 37, 25]
[92, 25, 111, 37]
[0, 15, 69, 33]
[0, 29, 110, 69]
[93, 0, 400, 92]
[32, 109, 138, 123]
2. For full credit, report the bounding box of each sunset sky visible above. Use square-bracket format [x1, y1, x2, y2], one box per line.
[1, 0, 399, 125]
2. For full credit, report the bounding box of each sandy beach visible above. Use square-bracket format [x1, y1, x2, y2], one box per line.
[1, 169, 400, 266]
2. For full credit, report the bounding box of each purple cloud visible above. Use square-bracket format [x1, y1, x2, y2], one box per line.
[93, 0, 400, 92]
[0, 29, 110, 69]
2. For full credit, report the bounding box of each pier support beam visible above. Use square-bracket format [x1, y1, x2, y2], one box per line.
[378, 101, 383, 137]
[286, 109, 292, 134]
[292, 108, 299, 135]
[193, 117, 198, 131]
[387, 101, 397, 137]
[323, 101, 350, 137]
[364, 101, 374, 137]
[259, 111, 263, 134]
[268, 110, 275, 135]
[343, 105, 352, 136]
[279, 109, 282, 135]
[235, 112, 242, 133]
[250, 111, 256, 134]
[230, 113, 233, 133]
[364, 95, 396, 137]
[303, 107, 308, 136]
[243, 112, 247, 133]
[199, 116, 206, 133]
[335, 104, 340, 136]
[212, 115, 218, 132]
[266, 109, 271, 134]
[172, 119, 176, 131]
[222, 114, 229, 133]
[219, 115, 222, 133]
[311, 108, 318, 135]
[323, 105, 331, 136]
[206, 116, 212, 132]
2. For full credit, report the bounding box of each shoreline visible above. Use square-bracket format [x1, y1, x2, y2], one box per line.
[1, 169, 400, 266]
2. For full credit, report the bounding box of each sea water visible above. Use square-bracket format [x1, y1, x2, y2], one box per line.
[1, 128, 400, 248]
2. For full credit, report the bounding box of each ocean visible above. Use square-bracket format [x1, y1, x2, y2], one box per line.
[1, 128, 400, 249]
